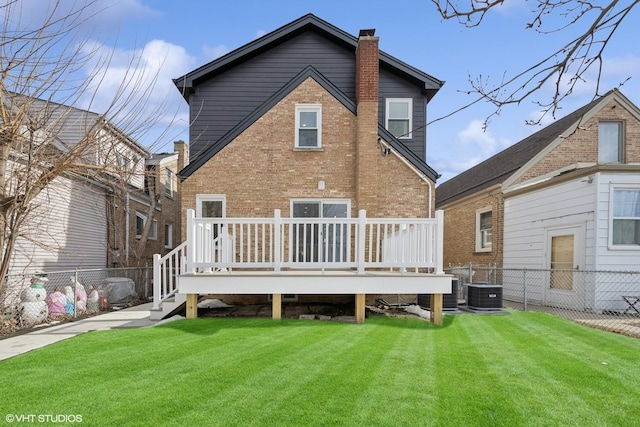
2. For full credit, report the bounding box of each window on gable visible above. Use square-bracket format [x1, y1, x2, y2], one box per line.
[475, 208, 492, 252]
[295, 104, 321, 148]
[611, 189, 640, 246]
[598, 122, 624, 164]
[386, 98, 412, 139]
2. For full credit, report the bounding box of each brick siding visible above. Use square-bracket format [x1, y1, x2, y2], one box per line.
[515, 99, 640, 184]
[181, 77, 433, 238]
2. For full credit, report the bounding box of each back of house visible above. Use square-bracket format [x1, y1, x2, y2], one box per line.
[173, 14, 445, 306]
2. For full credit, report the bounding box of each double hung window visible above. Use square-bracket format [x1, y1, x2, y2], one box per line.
[598, 122, 623, 164]
[611, 188, 640, 246]
[386, 98, 412, 139]
[136, 212, 157, 240]
[295, 105, 322, 148]
[475, 208, 492, 252]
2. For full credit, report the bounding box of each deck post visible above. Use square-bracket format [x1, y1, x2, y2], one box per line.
[355, 293, 366, 324]
[435, 210, 445, 274]
[152, 254, 161, 310]
[274, 209, 281, 273]
[430, 293, 443, 326]
[272, 293, 282, 319]
[186, 209, 196, 274]
[186, 293, 198, 319]
[357, 210, 366, 274]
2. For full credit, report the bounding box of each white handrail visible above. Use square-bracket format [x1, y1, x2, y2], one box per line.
[152, 241, 187, 309]
[153, 209, 446, 306]
[184, 209, 442, 271]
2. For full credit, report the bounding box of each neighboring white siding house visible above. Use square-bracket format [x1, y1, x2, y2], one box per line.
[438, 89, 640, 315]
[5, 96, 149, 279]
[9, 173, 107, 275]
[503, 171, 640, 313]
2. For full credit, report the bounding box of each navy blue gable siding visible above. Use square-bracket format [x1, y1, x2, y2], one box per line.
[379, 67, 427, 160]
[188, 31, 355, 160]
[187, 29, 428, 162]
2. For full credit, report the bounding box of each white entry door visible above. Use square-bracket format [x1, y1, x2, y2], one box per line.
[545, 225, 585, 310]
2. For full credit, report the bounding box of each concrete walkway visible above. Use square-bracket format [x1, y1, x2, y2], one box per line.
[0, 303, 160, 361]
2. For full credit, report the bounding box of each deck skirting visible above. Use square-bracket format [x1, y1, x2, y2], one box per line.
[178, 271, 452, 295]
[178, 271, 452, 326]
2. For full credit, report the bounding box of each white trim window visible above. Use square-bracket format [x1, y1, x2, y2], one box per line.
[165, 168, 175, 198]
[196, 194, 226, 218]
[385, 98, 412, 139]
[164, 223, 173, 249]
[475, 208, 492, 252]
[196, 194, 226, 239]
[295, 104, 321, 148]
[136, 212, 157, 240]
[611, 188, 640, 246]
[598, 121, 624, 164]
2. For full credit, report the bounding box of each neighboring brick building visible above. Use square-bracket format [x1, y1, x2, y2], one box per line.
[436, 89, 640, 312]
[173, 14, 444, 305]
[107, 141, 188, 268]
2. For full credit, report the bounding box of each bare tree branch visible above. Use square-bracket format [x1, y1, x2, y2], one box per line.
[0, 0, 177, 301]
[430, 0, 639, 128]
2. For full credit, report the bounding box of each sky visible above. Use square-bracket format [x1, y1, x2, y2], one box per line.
[10, 0, 640, 183]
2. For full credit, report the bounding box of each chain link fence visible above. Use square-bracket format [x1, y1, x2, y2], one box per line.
[446, 264, 640, 338]
[1, 267, 151, 336]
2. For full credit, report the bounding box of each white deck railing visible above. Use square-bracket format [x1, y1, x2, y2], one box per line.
[153, 209, 444, 308]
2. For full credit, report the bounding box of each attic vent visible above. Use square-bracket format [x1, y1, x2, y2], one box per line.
[359, 29, 375, 37]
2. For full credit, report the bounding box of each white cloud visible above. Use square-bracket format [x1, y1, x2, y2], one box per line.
[0, 0, 161, 37]
[458, 119, 510, 158]
[493, 0, 529, 16]
[431, 119, 513, 183]
[202, 44, 230, 61]
[76, 39, 196, 150]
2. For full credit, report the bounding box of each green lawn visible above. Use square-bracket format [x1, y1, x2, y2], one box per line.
[1, 311, 639, 426]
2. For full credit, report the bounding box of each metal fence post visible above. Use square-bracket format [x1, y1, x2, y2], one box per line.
[523, 269, 527, 311]
[144, 264, 149, 300]
[73, 269, 79, 318]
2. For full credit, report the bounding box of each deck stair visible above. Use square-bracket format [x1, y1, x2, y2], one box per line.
[150, 293, 186, 320]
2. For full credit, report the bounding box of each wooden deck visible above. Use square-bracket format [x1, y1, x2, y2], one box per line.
[153, 209, 450, 325]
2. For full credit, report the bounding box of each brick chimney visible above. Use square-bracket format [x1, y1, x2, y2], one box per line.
[355, 29, 379, 214]
[174, 140, 189, 171]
